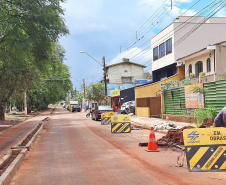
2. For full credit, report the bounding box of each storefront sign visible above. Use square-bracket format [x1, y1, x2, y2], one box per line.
[107, 84, 134, 96]
[111, 89, 120, 97]
[184, 84, 204, 108]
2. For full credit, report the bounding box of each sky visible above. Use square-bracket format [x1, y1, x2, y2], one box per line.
[59, 0, 226, 90]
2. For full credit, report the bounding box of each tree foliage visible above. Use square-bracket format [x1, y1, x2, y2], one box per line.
[86, 82, 105, 104]
[0, 0, 70, 120]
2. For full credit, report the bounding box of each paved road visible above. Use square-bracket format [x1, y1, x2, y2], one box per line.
[10, 108, 226, 185]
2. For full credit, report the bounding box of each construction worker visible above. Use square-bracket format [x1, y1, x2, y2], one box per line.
[214, 106, 226, 127]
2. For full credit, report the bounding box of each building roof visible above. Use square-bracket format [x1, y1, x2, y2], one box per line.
[106, 58, 146, 68]
[177, 41, 226, 61]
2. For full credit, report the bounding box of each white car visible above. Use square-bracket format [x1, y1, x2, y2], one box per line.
[120, 102, 129, 114]
[121, 101, 135, 114]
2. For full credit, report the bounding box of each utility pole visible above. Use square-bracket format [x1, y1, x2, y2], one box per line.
[24, 91, 27, 117]
[103, 56, 108, 104]
[80, 51, 108, 105]
[83, 79, 86, 111]
[83, 79, 85, 98]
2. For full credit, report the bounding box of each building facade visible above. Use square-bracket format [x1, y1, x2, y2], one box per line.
[106, 58, 146, 84]
[177, 41, 226, 83]
[151, 16, 226, 83]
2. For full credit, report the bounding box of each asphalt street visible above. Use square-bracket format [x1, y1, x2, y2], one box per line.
[8, 108, 226, 185]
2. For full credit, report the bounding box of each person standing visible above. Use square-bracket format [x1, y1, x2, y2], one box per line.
[214, 106, 226, 127]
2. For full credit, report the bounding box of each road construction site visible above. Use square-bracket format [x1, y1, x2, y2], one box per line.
[0, 107, 226, 185]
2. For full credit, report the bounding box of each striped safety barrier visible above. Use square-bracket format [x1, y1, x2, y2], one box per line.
[101, 112, 114, 125]
[110, 115, 131, 133]
[183, 127, 226, 172]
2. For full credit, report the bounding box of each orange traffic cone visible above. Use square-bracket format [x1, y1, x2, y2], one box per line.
[145, 127, 159, 152]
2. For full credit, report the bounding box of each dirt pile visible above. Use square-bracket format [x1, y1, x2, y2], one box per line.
[157, 126, 194, 146]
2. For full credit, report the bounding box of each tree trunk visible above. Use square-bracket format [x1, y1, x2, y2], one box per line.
[0, 102, 7, 121]
[35, 103, 39, 110]
[27, 103, 32, 114]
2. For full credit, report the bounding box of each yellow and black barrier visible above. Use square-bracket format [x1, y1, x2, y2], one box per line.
[183, 127, 226, 172]
[111, 115, 131, 133]
[101, 112, 114, 125]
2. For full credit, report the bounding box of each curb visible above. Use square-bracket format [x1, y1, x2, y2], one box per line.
[131, 122, 170, 135]
[0, 118, 49, 185]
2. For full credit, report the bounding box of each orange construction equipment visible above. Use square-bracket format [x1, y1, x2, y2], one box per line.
[145, 127, 159, 152]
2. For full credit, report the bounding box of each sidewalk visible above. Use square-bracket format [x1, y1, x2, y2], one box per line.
[130, 114, 193, 131]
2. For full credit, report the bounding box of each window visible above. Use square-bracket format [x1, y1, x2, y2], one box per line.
[153, 46, 158, 61]
[159, 43, 165, 58]
[195, 61, 203, 77]
[166, 38, 172, 55]
[121, 77, 132, 83]
[206, 58, 211, 72]
[188, 64, 192, 74]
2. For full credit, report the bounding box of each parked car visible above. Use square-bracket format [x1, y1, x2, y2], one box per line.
[121, 101, 135, 114]
[128, 101, 135, 114]
[66, 105, 70, 110]
[91, 105, 113, 121]
[72, 105, 81, 112]
[62, 103, 66, 108]
[120, 102, 129, 114]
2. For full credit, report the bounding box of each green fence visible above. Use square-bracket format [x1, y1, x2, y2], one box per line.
[164, 79, 226, 114]
[164, 87, 186, 114]
[204, 80, 226, 112]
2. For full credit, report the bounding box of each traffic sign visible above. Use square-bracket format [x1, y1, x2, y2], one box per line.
[104, 96, 110, 101]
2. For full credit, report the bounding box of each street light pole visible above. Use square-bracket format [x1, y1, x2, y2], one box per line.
[102, 56, 108, 104]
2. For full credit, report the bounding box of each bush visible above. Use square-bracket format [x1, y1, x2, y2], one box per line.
[12, 107, 17, 111]
[206, 104, 217, 118]
[32, 108, 38, 112]
[199, 72, 205, 77]
[190, 73, 194, 78]
[191, 108, 208, 127]
[191, 104, 217, 127]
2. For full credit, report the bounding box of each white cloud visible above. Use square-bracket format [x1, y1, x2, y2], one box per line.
[62, 0, 103, 19]
[108, 0, 197, 71]
[216, 7, 226, 17]
[68, 22, 107, 35]
[61, 0, 106, 34]
[109, 47, 152, 67]
[137, 0, 196, 30]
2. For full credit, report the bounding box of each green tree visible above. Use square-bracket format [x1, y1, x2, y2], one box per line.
[76, 93, 84, 106]
[86, 82, 105, 104]
[0, 0, 69, 120]
[26, 46, 72, 112]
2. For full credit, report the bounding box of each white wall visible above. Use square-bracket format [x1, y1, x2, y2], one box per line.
[107, 63, 145, 84]
[152, 24, 175, 71]
[151, 16, 226, 72]
[184, 52, 214, 77]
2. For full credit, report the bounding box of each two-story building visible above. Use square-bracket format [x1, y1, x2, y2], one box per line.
[135, 16, 226, 117]
[105, 58, 146, 112]
[106, 58, 146, 84]
[177, 41, 226, 83]
[151, 16, 226, 82]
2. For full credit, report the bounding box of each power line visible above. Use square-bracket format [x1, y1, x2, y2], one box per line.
[108, 0, 204, 66]
[107, 0, 173, 63]
[77, 0, 226, 87]
[78, 0, 203, 81]
[107, 0, 225, 72]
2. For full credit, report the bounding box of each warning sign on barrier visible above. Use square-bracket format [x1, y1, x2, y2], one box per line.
[101, 112, 114, 125]
[183, 128, 226, 172]
[111, 115, 131, 133]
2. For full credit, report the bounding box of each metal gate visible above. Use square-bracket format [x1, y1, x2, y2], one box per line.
[164, 87, 186, 114]
[204, 79, 226, 112]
